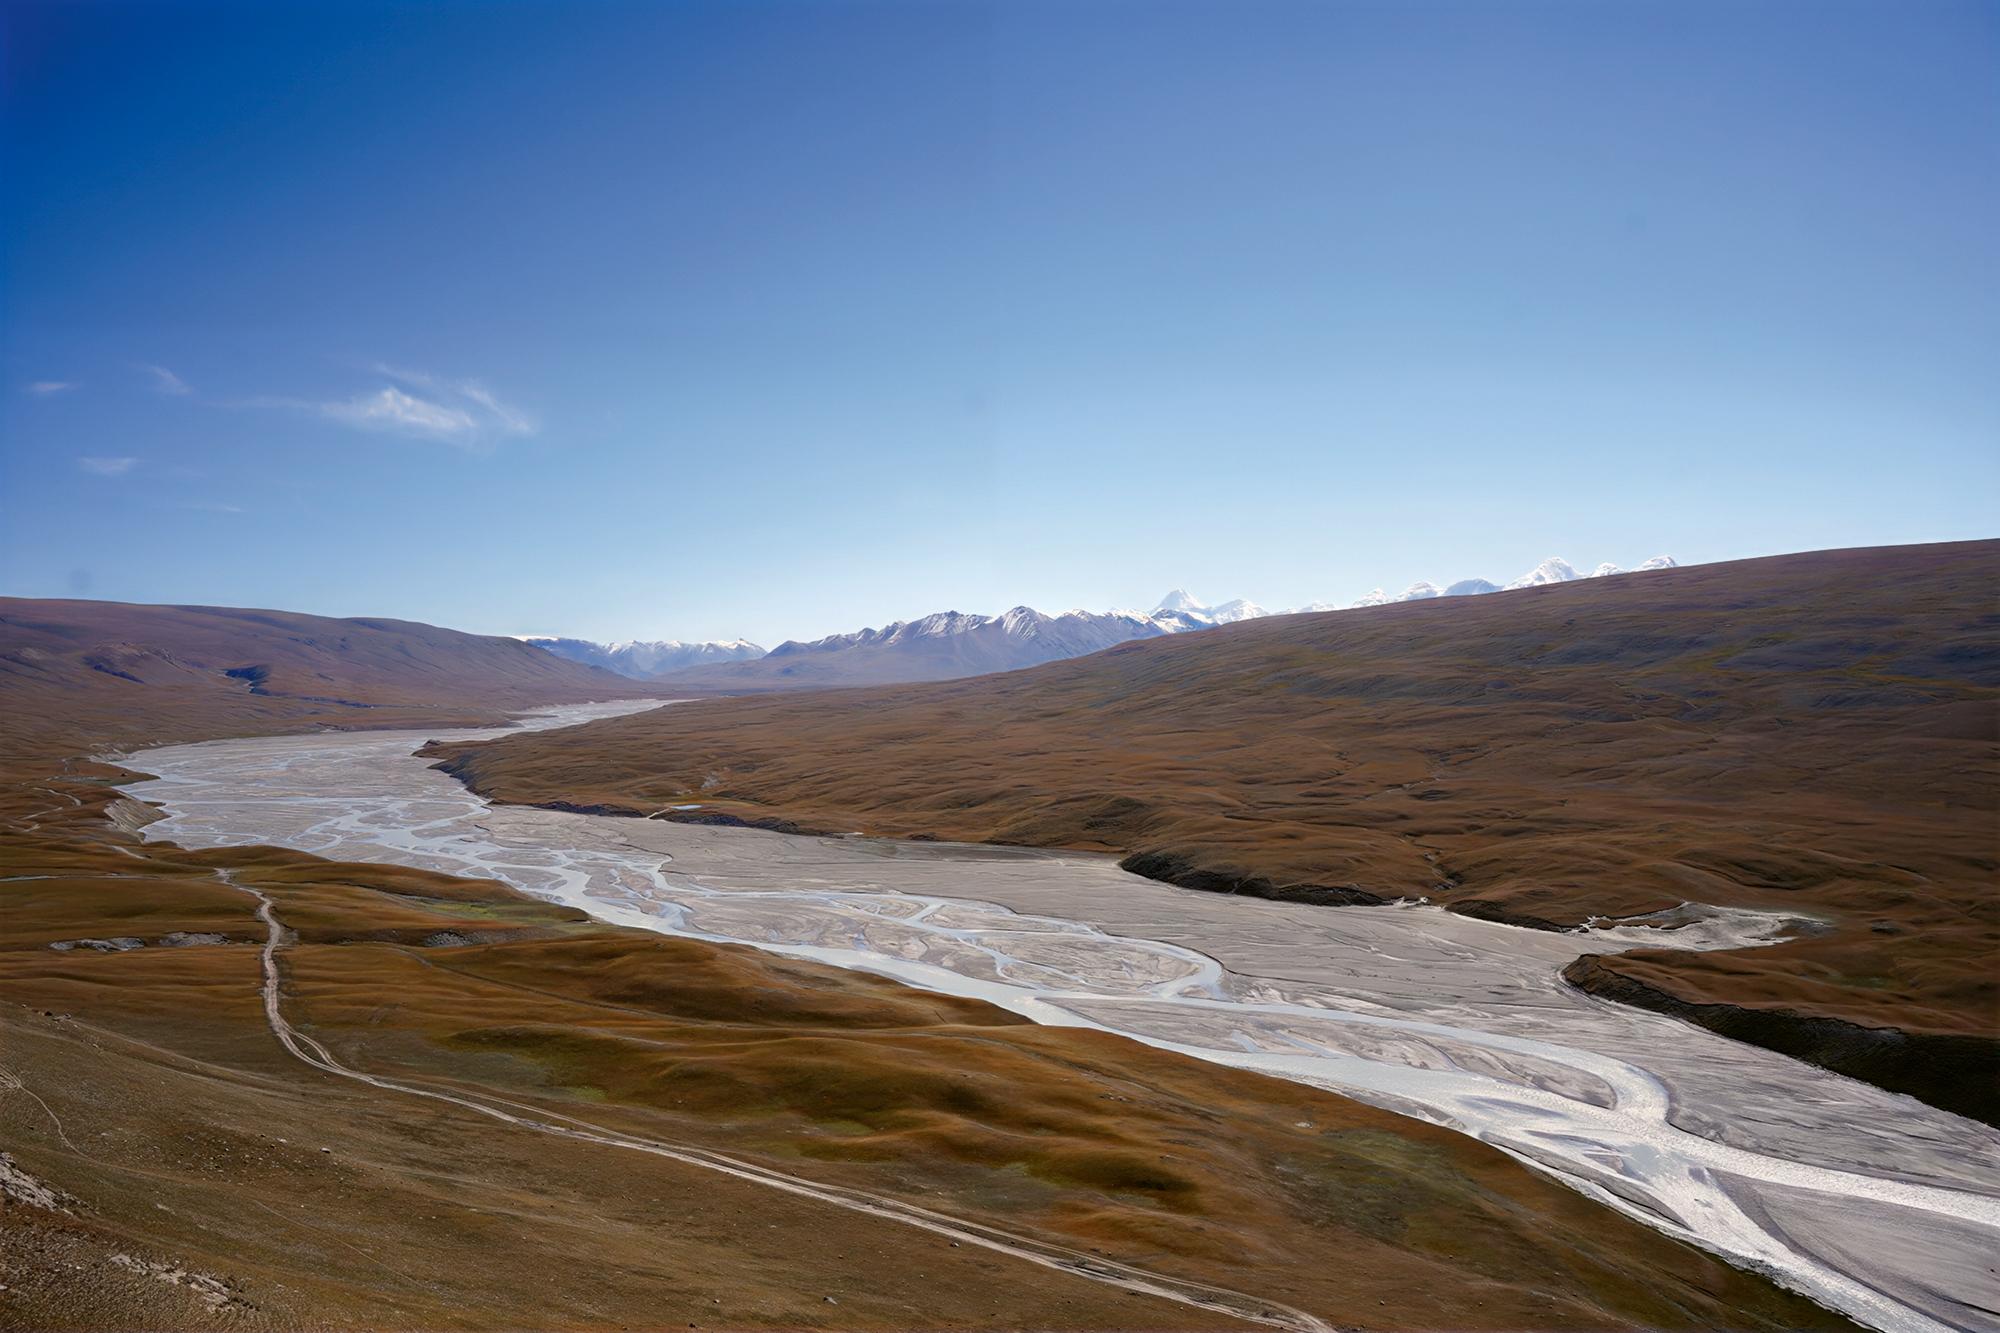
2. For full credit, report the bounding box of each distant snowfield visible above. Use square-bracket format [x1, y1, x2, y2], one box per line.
[120, 701, 1998, 1333]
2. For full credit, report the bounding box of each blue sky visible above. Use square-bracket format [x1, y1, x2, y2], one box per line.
[3, 0, 1995, 645]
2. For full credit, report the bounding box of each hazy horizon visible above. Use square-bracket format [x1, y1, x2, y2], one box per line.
[4, 0, 1995, 645]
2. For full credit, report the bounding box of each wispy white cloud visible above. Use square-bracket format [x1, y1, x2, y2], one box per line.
[78, 456, 140, 477]
[142, 364, 192, 395]
[324, 386, 480, 439]
[26, 380, 77, 395]
[368, 365, 537, 439]
[178, 499, 244, 514]
[235, 366, 534, 451]
[454, 381, 535, 435]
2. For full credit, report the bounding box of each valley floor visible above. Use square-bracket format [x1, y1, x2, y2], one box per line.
[0, 705, 1853, 1333]
[104, 708, 2000, 1333]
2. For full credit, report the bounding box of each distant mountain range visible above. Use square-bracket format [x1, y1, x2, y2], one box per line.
[525, 556, 1679, 689]
[1153, 589, 1270, 624]
[647, 607, 1186, 690]
[519, 636, 765, 680]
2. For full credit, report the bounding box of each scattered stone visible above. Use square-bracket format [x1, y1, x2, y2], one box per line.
[158, 932, 228, 947]
[108, 1254, 244, 1313]
[0, 1153, 75, 1213]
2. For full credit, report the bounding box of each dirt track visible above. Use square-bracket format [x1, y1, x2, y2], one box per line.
[224, 868, 1323, 1333]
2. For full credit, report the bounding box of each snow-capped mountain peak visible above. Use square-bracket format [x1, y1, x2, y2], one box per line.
[1145, 590, 1272, 628]
[1506, 557, 1583, 590]
[1205, 598, 1269, 624]
[998, 606, 1044, 636]
[1292, 555, 1679, 615]
[892, 611, 985, 642]
[1590, 555, 1677, 579]
[1149, 609, 1220, 633]
[521, 635, 766, 679]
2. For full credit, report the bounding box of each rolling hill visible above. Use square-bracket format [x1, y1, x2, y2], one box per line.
[0, 598, 654, 761]
[427, 541, 2000, 1123]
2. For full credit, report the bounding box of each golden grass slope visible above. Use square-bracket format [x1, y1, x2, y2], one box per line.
[428, 541, 2000, 1123]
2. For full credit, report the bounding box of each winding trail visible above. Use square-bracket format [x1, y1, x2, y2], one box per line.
[222, 869, 1335, 1333]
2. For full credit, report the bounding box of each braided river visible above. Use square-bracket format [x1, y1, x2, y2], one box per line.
[118, 702, 2000, 1333]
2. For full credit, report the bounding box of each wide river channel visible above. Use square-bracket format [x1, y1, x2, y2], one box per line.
[118, 701, 2000, 1333]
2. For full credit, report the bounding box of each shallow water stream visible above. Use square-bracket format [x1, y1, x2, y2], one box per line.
[119, 702, 2000, 1333]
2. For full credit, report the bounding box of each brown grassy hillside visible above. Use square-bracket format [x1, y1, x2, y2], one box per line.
[429, 541, 2000, 1121]
[0, 600, 1851, 1329]
[0, 597, 651, 762]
